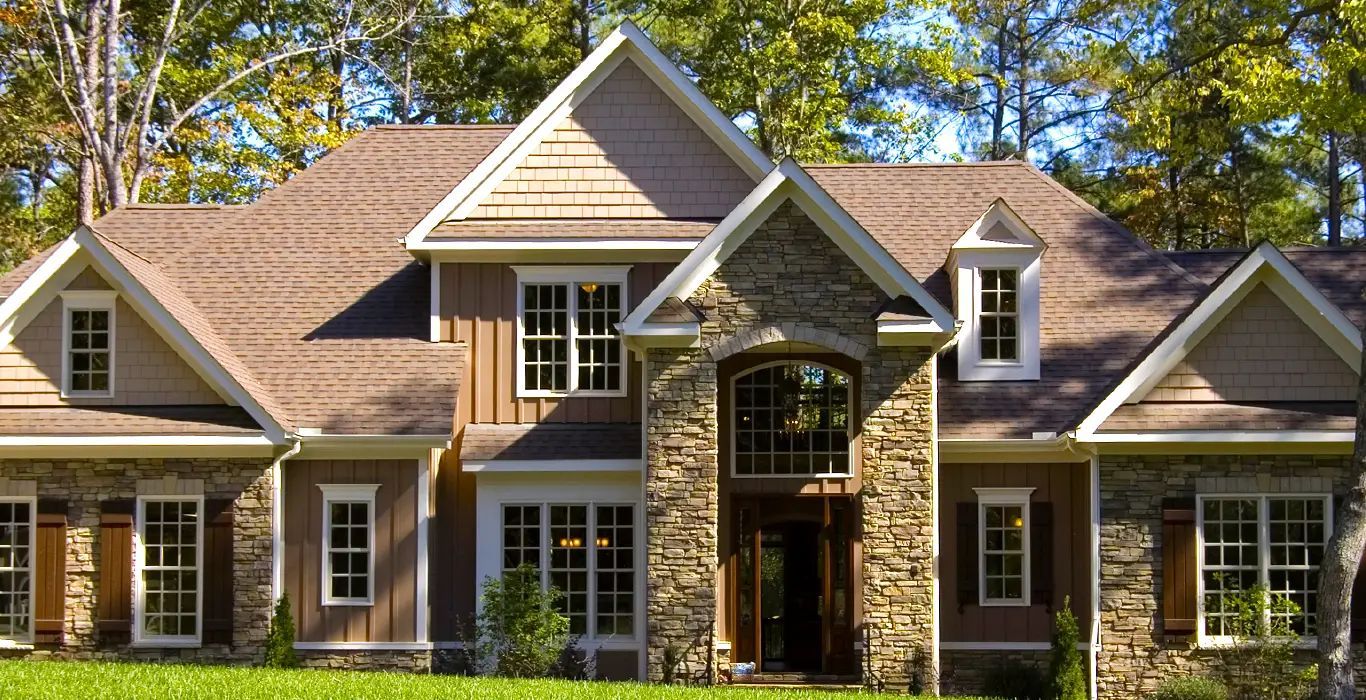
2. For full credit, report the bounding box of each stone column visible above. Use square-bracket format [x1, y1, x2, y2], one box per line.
[644, 348, 719, 683]
[860, 347, 937, 692]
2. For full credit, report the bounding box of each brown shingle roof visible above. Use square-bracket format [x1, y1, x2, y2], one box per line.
[460, 423, 641, 461]
[1166, 248, 1366, 329]
[431, 219, 715, 240]
[0, 244, 59, 299]
[1099, 402, 1356, 432]
[0, 406, 262, 435]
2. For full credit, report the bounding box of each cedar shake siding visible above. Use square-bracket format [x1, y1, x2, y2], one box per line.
[0, 267, 224, 406]
[439, 261, 673, 425]
[282, 460, 420, 644]
[466, 60, 754, 220]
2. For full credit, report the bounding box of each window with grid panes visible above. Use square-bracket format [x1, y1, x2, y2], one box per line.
[978, 268, 1019, 361]
[325, 501, 372, 603]
[68, 307, 111, 393]
[0, 501, 32, 640]
[594, 505, 634, 637]
[549, 505, 589, 635]
[733, 363, 851, 476]
[520, 281, 622, 394]
[981, 503, 1027, 603]
[502, 505, 541, 573]
[139, 499, 200, 640]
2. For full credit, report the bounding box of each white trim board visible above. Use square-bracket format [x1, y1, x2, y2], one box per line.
[1074, 241, 1363, 439]
[463, 458, 643, 473]
[403, 21, 772, 250]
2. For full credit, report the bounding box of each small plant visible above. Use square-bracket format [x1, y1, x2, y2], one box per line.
[662, 643, 686, 685]
[983, 659, 1048, 700]
[263, 593, 299, 669]
[551, 637, 591, 680]
[1048, 596, 1087, 700]
[1149, 676, 1229, 700]
[476, 563, 570, 678]
[1207, 581, 1314, 700]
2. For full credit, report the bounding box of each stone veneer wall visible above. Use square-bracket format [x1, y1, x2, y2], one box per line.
[1098, 454, 1354, 698]
[0, 458, 272, 662]
[644, 200, 936, 688]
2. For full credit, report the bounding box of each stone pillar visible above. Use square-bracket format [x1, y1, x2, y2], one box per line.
[644, 347, 719, 683]
[860, 347, 937, 692]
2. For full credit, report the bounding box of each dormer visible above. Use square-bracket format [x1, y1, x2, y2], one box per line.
[948, 199, 1046, 381]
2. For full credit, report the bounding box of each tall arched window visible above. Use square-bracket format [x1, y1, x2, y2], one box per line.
[733, 362, 851, 476]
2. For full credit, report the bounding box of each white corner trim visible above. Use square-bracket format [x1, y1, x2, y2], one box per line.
[1075, 242, 1363, 438]
[1088, 452, 1101, 700]
[429, 261, 441, 343]
[463, 458, 643, 473]
[271, 440, 302, 602]
[415, 453, 430, 643]
[402, 21, 771, 249]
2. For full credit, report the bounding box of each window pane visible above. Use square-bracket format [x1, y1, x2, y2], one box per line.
[502, 505, 541, 574]
[549, 505, 588, 636]
[522, 284, 569, 392]
[0, 502, 32, 639]
[981, 503, 1026, 602]
[1201, 498, 1261, 637]
[595, 505, 635, 638]
[979, 268, 1020, 361]
[1268, 497, 1328, 635]
[325, 500, 370, 602]
[733, 364, 852, 476]
[140, 500, 199, 638]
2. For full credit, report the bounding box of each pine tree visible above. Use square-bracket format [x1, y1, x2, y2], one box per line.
[1048, 595, 1087, 700]
[263, 593, 299, 669]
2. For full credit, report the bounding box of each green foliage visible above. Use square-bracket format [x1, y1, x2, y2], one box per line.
[982, 660, 1049, 700]
[475, 563, 571, 678]
[1048, 597, 1087, 700]
[1148, 676, 1229, 700]
[262, 593, 299, 669]
[1206, 582, 1314, 700]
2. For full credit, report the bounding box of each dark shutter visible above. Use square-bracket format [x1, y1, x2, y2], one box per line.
[34, 499, 67, 645]
[1161, 498, 1198, 637]
[956, 502, 979, 611]
[1031, 502, 1054, 611]
[202, 498, 235, 645]
[97, 499, 134, 644]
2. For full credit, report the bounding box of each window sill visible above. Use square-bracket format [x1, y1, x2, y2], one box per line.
[0, 640, 34, 650]
[61, 391, 115, 400]
[516, 390, 629, 400]
[322, 600, 375, 608]
[980, 599, 1031, 608]
[731, 473, 854, 480]
[132, 639, 201, 649]
[1198, 637, 1316, 650]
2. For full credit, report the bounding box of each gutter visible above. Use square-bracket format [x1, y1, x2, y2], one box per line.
[271, 438, 303, 601]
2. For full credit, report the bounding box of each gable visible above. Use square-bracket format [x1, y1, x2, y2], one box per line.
[0, 265, 227, 407]
[1141, 283, 1357, 403]
[466, 60, 755, 220]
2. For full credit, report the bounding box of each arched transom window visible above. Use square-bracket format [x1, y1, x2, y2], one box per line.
[733, 362, 851, 476]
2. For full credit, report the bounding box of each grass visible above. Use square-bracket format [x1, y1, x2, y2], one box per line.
[0, 659, 994, 699]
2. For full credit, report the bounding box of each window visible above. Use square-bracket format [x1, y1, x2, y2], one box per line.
[60, 290, 116, 397]
[320, 484, 378, 606]
[1200, 495, 1330, 638]
[976, 487, 1032, 606]
[979, 269, 1018, 362]
[733, 362, 851, 477]
[499, 503, 636, 639]
[515, 267, 628, 397]
[137, 497, 202, 643]
[0, 500, 33, 642]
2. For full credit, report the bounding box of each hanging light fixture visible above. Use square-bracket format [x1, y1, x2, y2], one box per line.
[579, 282, 600, 294]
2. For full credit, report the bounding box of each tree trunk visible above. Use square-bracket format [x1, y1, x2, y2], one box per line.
[1330, 131, 1343, 246]
[1317, 327, 1366, 700]
[990, 20, 1008, 160]
[1015, 10, 1030, 161]
[76, 155, 96, 227]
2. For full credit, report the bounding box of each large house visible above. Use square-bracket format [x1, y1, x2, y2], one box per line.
[0, 22, 1360, 697]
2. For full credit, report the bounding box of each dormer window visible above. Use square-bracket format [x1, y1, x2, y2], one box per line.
[514, 266, 630, 398]
[950, 200, 1044, 381]
[59, 290, 117, 397]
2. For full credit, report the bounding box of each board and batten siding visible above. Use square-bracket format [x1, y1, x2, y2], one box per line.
[939, 462, 1092, 644]
[438, 261, 675, 425]
[282, 459, 420, 643]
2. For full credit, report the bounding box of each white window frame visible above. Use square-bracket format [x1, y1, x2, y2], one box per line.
[1196, 493, 1332, 647]
[975, 487, 1034, 607]
[729, 360, 854, 480]
[0, 497, 36, 644]
[498, 501, 638, 642]
[319, 484, 379, 607]
[133, 495, 204, 647]
[59, 289, 117, 398]
[977, 267, 1021, 364]
[950, 202, 1044, 383]
[513, 266, 630, 399]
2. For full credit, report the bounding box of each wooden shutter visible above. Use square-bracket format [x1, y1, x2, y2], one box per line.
[1030, 502, 1054, 611]
[34, 499, 67, 645]
[956, 502, 979, 611]
[97, 499, 134, 643]
[202, 498, 235, 645]
[1161, 498, 1198, 637]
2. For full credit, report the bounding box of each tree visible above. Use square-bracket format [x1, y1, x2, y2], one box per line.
[1048, 596, 1087, 700]
[263, 593, 299, 668]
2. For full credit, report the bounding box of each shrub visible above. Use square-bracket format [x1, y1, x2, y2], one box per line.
[262, 593, 299, 669]
[983, 660, 1048, 700]
[476, 563, 570, 678]
[1207, 582, 1314, 700]
[1149, 677, 1229, 700]
[1048, 596, 1087, 700]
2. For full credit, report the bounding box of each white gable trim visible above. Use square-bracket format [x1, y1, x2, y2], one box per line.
[0, 228, 289, 443]
[620, 159, 955, 343]
[403, 21, 772, 250]
[1075, 242, 1362, 438]
[950, 198, 1047, 254]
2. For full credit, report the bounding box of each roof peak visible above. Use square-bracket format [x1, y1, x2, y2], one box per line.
[803, 160, 1028, 169]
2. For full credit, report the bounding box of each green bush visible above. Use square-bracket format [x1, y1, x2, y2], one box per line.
[1208, 582, 1314, 700]
[476, 563, 571, 678]
[262, 593, 299, 669]
[1048, 596, 1087, 700]
[983, 660, 1048, 700]
[1148, 677, 1229, 700]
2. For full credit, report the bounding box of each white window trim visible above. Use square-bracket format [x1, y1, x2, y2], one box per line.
[133, 495, 204, 648]
[0, 497, 36, 644]
[513, 265, 630, 399]
[729, 360, 855, 480]
[952, 248, 1041, 382]
[975, 487, 1034, 607]
[319, 484, 380, 607]
[1195, 493, 1332, 647]
[59, 289, 117, 399]
[976, 267, 1022, 365]
[499, 501, 638, 642]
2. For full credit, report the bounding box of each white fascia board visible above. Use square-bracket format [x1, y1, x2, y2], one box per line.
[1085, 430, 1355, 444]
[402, 21, 771, 248]
[412, 239, 700, 252]
[297, 433, 452, 449]
[0, 434, 275, 447]
[0, 235, 83, 347]
[1074, 242, 1363, 438]
[463, 458, 643, 473]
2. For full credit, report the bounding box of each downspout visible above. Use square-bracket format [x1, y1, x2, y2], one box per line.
[271, 437, 303, 602]
[1064, 431, 1102, 700]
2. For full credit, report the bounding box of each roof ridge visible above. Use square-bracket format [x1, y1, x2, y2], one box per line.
[374, 123, 518, 131]
[85, 225, 165, 270]
[117, 203, 242, 210]
[801, 160, 1028, 169]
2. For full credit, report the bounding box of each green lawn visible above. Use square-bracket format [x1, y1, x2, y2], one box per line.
[0, 660, 993, 699]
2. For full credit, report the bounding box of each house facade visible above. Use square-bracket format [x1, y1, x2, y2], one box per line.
[0, 22, 1361, 697]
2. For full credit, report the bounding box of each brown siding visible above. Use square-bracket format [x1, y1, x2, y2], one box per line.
[441, 262, 673, 425]
[432, 448, 477, 641]
[1144, 283, 1357, 403]
[282, 460, 420, 643]
[467, 60, 754, 220]
[939, 462, 1091, 644]
[0, 268, 225, 406]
